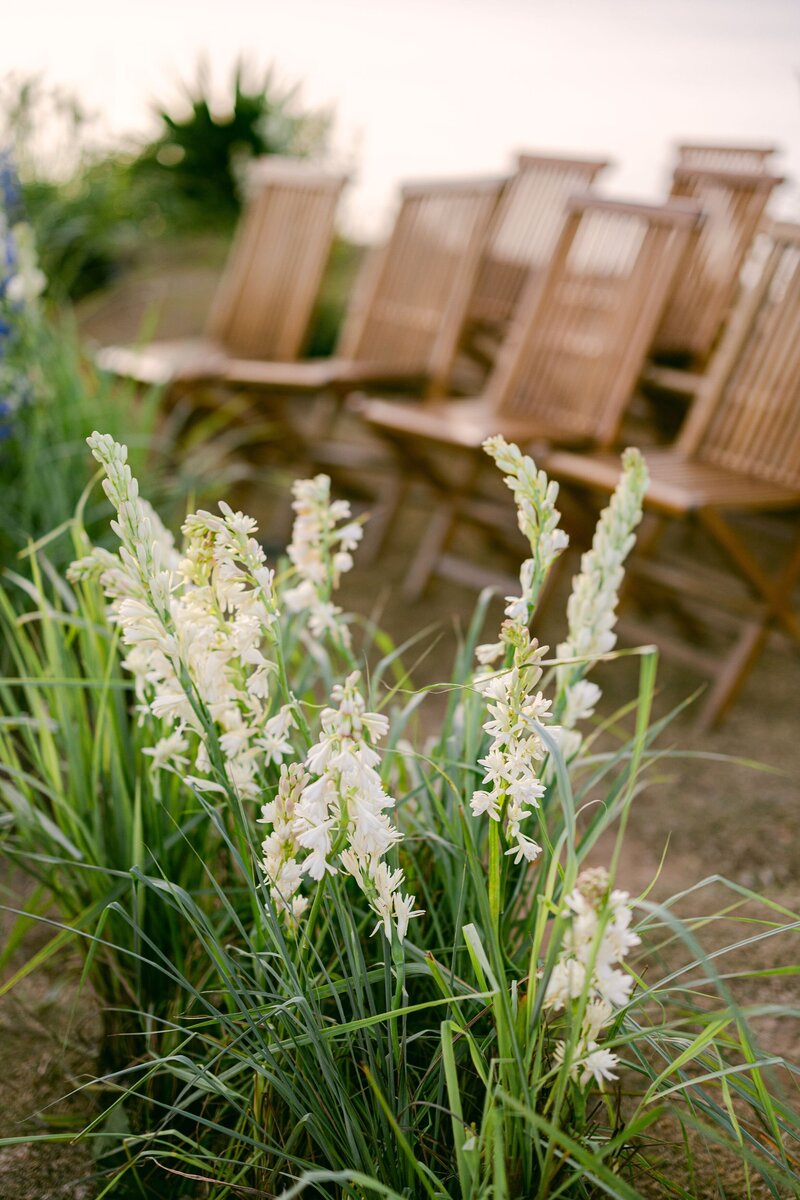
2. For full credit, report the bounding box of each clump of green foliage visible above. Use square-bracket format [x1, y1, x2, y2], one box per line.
[132, 58, 332, 227]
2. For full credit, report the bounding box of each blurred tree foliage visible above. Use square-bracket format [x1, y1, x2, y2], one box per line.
[0, 62, 334, 301]
[133, 60, 332, 223]
[0, 75, 143, 298]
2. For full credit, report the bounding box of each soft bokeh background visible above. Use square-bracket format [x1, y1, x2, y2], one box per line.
[6, 0, 800, 234]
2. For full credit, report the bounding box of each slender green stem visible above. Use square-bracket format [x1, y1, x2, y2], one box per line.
[489, 819, 503, 936]
[390, 936, 406, 1112]
[272, 630, 313, 748]
[303, 879, 326, 962]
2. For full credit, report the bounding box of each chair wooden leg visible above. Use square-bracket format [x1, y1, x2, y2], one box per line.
[403, 499, 458, 602]
[699, 509, 800, 642]
[696, 618, 770, 731]
[693, 511, 800, 728]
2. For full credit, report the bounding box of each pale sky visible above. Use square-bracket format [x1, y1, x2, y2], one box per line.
[5, 0, 799, 235]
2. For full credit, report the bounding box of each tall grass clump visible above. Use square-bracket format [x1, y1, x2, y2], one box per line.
[0, 450, 362, 1068]
[0, 551, 221, 1067]
[1, 432, 797, 1198]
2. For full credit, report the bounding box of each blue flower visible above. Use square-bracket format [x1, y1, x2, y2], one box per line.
[0, 229, 15, 302]
[0, 149, 23, 225]
[0, 397, 13, 441]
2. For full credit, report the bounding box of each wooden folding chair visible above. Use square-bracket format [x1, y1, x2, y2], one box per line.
[335, 176, 505, 392]
[545, 219, 800, 728]
[676, 143, 778, 173]
[96, 157, 349, 386]
[646, 162, 784, 392]
[461, 152, 610, 364]
[210, 174, 503, 408]
[356, 195, 702, 598]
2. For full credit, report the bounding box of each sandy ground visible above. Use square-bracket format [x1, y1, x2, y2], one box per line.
[1, 255, 798, 1197]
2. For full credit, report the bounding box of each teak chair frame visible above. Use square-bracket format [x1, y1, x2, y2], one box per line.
[217, 175, 504, 403]
[675, 142, 779, 173]
[649, 162, 784, 374]
[358, 194, 703, 597]
[97, 157, 349, 385]
[545, 219, 800, 728]
[460, 152, 610, 365]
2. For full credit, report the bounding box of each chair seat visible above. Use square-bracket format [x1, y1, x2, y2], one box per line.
[358, 395, 585, 451]
[96, 338, 228, 386]
[641, 363, 704, 396]
[223, 358, 428, 393]
[97, 341, 431, 395]
[544, 448, 800, 514]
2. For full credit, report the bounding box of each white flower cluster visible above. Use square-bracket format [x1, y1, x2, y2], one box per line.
[544, 867, 640, 1089]
[70, 433, 292, 800]
[555, 448, 649, 738]
[258, 762, 310, 925]
[471, 624, 550, 865]
[483, 436, 569, 627]
[254, 671, 421, 940]
[470, 440, 573, 861]
[68, 432, 181, 607]
[71, 435, 422, 943]
[283, 475, 362, 647]
[471, 443, 650, 857]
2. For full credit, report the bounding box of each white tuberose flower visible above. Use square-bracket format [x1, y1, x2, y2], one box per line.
[545, 866, 640, 1092]
[72, 433, 288, 801]
[554, 448, 649, 747]
[282, 475, 363, 648]
[293, 672, 422, 942]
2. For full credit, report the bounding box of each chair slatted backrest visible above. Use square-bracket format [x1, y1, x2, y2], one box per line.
[488, 196, 702, 446]
[653, 164, 783, 364]
[206, 158, 348, 361]
[676, 143, 778, 173]
[466, 153, 610, 331]
[337, 177, 502, 387]
[677, 221, 800, 490]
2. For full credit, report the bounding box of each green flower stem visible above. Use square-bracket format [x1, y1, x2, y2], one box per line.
[390, 934, 407, 1104]
[488, 819, 503, 937]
